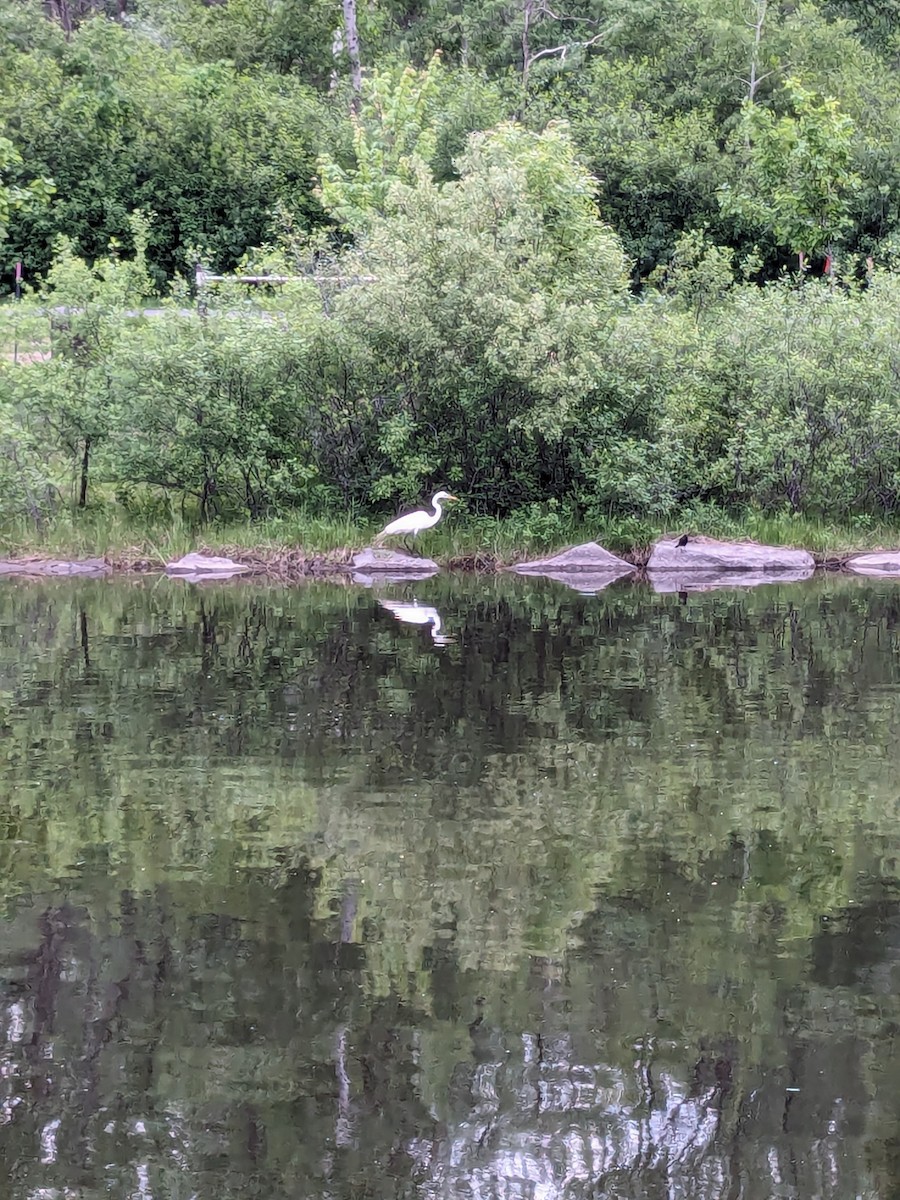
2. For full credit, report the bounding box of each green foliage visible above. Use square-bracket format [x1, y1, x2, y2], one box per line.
[709, 277, 900, 514]
[326, 120, 627, 511]
[29, 230, 334, 524]
[540, 56, 728, 277]
[0, 362, 56, 526]
[0, 7, 329, 284]
[12, 164, 900, 538]
[5, 0, 900, 285]
[576, 270, 900, 520]
[13, 218, 153, 509]
[317, 53, 444, 230]
[720, 78, 861, 259]
[107, 309, 333, 520]
[7, 0, 900, 540]
[138, 0, 339, 82]
[0, 135, 54, 244]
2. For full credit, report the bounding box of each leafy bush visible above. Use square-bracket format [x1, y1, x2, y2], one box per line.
[107, 309, 334, 520]
[8, 169, 900, 538]
[324, 120, 628, 513]
[0, 371, 57, 528]
[573, 267, 900, 520]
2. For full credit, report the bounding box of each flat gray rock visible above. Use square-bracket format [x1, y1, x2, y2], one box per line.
[648, 536, 815, 573]
[352, 548, 439, 573]
[512, 542, 632, 575]
[0, 557, 110, 577]
[845, 550, 900, 577]
[166, 552, 251, 578]
[649, 565, 815, 594]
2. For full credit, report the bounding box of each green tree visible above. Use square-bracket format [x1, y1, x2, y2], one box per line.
[719, 77, 861, 266]
[20, 215, 152, 509]
[0, 7, 328, 283]
[106, 285, 332, 521]
[0, 136, 54, 247]
[317, 52, 444, 230]
[326, 121, 627, 510]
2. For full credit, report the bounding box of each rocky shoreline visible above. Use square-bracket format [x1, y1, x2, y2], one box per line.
[0, 537, 898, 589]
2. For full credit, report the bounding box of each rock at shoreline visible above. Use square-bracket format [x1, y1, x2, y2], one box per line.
[512, 542, 634, 578]
[0, 557, 110, 577]
[649, 565, 814, 594]
[352, 548, 440, 574]
[845, 550, 900, 577]
[166, 552, 251, 579]
[648, 536, 815, 573]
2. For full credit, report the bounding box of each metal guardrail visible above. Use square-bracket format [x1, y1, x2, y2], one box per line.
[194, 265, 378, 289]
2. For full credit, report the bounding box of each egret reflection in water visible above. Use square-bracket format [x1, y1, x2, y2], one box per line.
[379, 598, 454, 644]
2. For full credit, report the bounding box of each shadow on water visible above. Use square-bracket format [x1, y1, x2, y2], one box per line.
[0, 572, 898, 1197]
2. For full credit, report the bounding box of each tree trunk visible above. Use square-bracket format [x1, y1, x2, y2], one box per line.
[79, 609, 90, 670]
[43, 0, 73, 37]
[522, 0, 534, 88]
[341, 0, 362, 110]
[79, 436, 91, 508]
[747, 0, 768, 103]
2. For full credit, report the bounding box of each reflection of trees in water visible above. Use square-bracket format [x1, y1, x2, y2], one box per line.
[413, 1031, 870, 1199]
[420, 1051, 724, 1199]
[0, 579, 898, 1195]
[5, 577, 900, 795]
[0, 881, 891, 1200]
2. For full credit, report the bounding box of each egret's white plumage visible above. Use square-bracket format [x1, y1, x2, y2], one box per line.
[374, 491, 458, 547]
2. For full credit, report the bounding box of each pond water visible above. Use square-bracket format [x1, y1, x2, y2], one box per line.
[0, 572, 899, 1199]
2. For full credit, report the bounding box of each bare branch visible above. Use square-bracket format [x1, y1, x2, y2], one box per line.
[739, 64, 788, 93]
[526, 27, 611, 69]
[541, 5, 603, 24]
[747, 0, 768, 102]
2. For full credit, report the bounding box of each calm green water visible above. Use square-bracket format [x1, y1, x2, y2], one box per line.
[1, 572, 899, 1199]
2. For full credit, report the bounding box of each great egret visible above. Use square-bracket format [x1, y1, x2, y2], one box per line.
[374, 491, 458, 550]
[379, 599, 453, 645]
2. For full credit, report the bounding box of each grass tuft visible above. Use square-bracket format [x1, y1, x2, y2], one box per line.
[0, 502, 896, 571]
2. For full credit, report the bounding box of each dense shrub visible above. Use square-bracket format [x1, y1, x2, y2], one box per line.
[6, 139, 900, 531]
[577, 271, 900, 519]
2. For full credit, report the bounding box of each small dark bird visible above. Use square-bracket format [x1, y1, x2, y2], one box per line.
[676, 533, 690, 549]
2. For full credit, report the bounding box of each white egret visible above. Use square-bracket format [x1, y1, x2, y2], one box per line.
[373, 491, 458, 551]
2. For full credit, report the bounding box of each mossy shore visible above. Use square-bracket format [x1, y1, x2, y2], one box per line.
[0, 509, 898, 577]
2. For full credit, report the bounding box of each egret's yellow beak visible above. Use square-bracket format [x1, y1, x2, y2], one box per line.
[448, 494, 459, 501]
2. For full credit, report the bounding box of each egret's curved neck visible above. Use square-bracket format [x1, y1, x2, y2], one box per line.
[430, 496, 443, 522]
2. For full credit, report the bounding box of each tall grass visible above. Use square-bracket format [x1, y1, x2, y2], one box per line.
[0, 501, 896, 564]
[674, 503, 900, 555]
